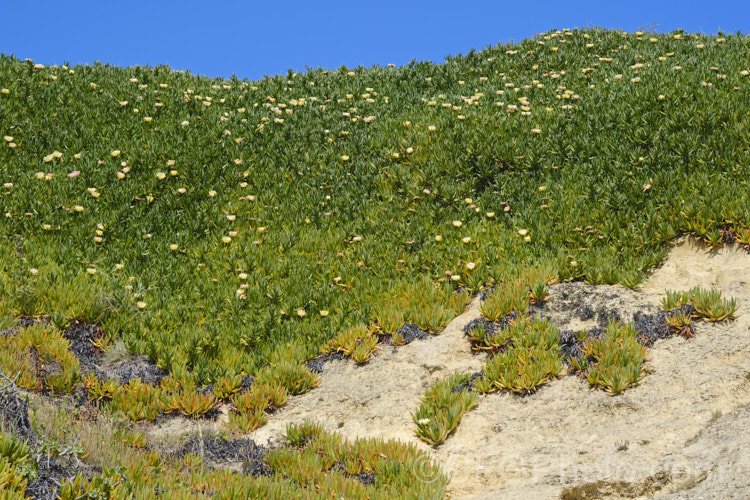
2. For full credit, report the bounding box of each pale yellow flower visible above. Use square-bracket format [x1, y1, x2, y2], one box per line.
[156, 172, 166, 180]
[209, 190, 217, 197]
[518, 229, 529, 236]
[319, 310, 329, 317]
[222, 236, 232, 243]
[452, 220, 462, 227]
[86, 268, 97, 275]
[73, 205, 84, 212]
[137, 301, 147, 309]
[435, 235, 443, 241]
[462, 237, 471, 243]
[466, 262, 476, 270]
[169, 244, 178, 250]
[297, 309, 307, 317]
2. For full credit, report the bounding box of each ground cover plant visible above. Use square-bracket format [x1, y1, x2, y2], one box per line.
[1, 27, 750, 494]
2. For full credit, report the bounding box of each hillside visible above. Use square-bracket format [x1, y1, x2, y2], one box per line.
[1, 28, 750, 498]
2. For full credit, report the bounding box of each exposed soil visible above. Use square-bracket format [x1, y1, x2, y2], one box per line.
[176, 435, 272, 477]
[245, 237, 750, 499]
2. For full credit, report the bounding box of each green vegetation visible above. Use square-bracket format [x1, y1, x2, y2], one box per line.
[1, 27, 750, 495]
[413, 372, 478, 446]
[661, 286, 739, 321]
[3, 28, 750, 383]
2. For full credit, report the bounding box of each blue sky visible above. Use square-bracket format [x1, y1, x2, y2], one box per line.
[1, 1, 749, 82]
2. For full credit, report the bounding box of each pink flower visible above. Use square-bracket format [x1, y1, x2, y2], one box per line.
[68, 171, 80, 178]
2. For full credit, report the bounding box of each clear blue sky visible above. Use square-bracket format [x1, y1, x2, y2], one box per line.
[2, 1, 749, 82]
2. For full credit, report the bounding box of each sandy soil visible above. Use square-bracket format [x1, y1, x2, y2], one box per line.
[242, 237, 750, 499]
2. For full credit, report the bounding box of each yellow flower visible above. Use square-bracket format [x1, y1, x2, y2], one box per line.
[144, 117, 152, 122]
[297, 309, 307, 317]
[319, 310, 329, 317]
[43, 224, 52, 230]
[340, 155, 350, 161]
[156, 172, 166, 180]
[524, 235, 531, 242]
[115, 264, 124, 270]
[119, 101, 128, 106]
[222, 236, 232, 243]
[238, 272, 248, 280]
[518, 229, 529, 236]
[73, 205, 84, 212]
[466, 262, 476, 270]
[111, 150, 121, 157]
[177, 188, 187, 193]
[428, 125, 436, 131]
[435, 235, 442, 241]
[227, 214, 236, 221]
[169, 244, 178, 250]
[137, 301, 147, 309]
[464, 198, 473, 204]
[86, 268, 97, 275]
[486, 212, 495, 218]
[352, 236, 362, 242]
[167, 160, 176, 166]
[452, 220, 462, 227]
[451, 275, 461, 281]
[208, 190, 217, 197]
[462, 236, 471, 243]
[94, 236, 103, 243]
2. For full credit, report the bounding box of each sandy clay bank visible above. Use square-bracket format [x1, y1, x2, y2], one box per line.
[245, 237, 750, 498]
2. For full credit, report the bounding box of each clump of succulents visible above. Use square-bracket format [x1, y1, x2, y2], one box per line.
[413, 372, 478, 446]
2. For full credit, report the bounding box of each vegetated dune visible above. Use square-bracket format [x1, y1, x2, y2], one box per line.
[245, 237, 750, 499]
